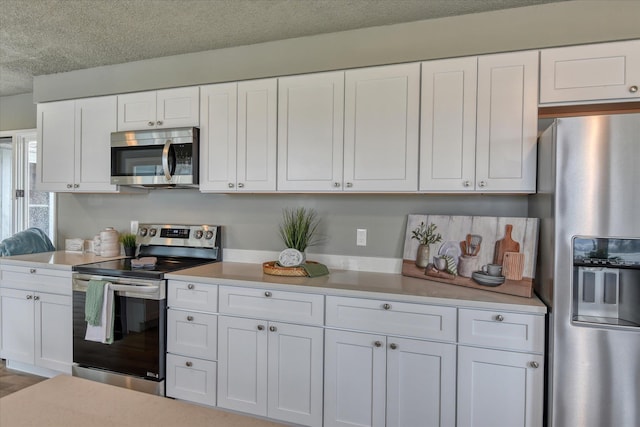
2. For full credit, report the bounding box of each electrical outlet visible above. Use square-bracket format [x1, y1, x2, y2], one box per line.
[356, 228, 367, 246]
[130, 220, 139, 234]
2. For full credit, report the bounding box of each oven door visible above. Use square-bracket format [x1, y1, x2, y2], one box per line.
[72, 275, 166, 382]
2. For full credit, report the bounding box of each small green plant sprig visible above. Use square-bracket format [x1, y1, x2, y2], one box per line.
[119, 232, 137, 248]
[279, 207, 321, 252]
[411, 222, 442, 246]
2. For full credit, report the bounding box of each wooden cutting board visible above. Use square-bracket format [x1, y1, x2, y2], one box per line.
[494, 224, 520, 265]
[503, 251, 525, 280]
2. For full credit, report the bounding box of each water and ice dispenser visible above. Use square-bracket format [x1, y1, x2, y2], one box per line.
[573, 237, 640, 328]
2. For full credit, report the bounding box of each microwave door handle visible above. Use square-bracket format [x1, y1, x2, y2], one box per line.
[162, 140, 173, 181]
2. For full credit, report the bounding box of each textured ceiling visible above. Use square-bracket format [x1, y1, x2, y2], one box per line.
[0, 0, 563, 97]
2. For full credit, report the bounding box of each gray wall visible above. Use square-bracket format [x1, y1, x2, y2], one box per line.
[0, 94, 36, 131]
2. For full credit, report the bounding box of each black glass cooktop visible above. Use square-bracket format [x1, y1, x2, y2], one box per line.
[73, 257, 216, 279]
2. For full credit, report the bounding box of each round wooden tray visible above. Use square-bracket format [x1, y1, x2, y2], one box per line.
[262, 261, 317, 277]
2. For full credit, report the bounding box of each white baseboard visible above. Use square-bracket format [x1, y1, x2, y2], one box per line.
[222, 249, 402, 274]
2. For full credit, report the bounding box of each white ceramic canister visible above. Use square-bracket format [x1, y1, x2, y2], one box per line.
[99, 227, 120, 257]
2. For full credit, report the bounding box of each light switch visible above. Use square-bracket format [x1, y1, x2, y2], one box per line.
[357, 229, 367, 246]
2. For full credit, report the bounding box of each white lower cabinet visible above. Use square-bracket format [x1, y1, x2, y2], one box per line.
[217, 315, 324, 427]
[324, 329, 456, 427]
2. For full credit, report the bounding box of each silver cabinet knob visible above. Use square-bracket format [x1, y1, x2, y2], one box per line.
[187, 283, 194, 290]
[333, 182, 341, 188]
[382, 303, 391, 310]
[257, 325, 265, 331]
[389, 343, 398, 350]
[478, 181, 487, 188]
[30, 268, 36, 274]
[374, 341, 382, 347]
[238, 183, 245, 188]
[26, 295, 33, 300]
[345, 182, 353, 188]
[187, 316, 194, 321]
[74, 184, 79, 188]
[186, 361, 193, 367]
[463, 180, 471, 187]
[156, 120, 163, 126]
[34, 295, 40, 301]
[529, 361, 539, 369]
[67, 184, 73, 189]
[269, 325, 277, 332]
[630, 85, 638, 93]
[148, 121, 155, 126]
[264, 291, 272, 297]
[495, 314, 504, 322]
[228, 183, 235, 188]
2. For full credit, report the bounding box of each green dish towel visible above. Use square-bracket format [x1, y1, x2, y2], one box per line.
[85, 280, 108, 326]
[301, 262, 330, 278]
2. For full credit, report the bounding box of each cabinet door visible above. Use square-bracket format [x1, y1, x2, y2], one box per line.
[324, 329, 386, 427]
[75, 96, 119, 192]
[237, 78, 277, 191]
[0, 288, 35, 363]
[267, 322, 324, 427]
[420, 57, 478, 192]
[277, 71, 344, 191]
[166, 353, 217, 406]
[217, 315, 268, 416]
[199, 83, 238, 192]
[167, 309, 217, 360]
[36, 100, 76, 191]
[35, 292, 72, 373]
[476, 51, 538, 193]
[117, 91, 157, 131]
[386, 337, 456, 427]
[457, 346, 544, 427]
[344, 63, 419, 192]
[540, 40, 640, 104]
[156, 87, 200, 128]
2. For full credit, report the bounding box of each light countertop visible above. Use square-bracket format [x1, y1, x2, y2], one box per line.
[167, 262, 547, 314]
[0, 251, 123, 271]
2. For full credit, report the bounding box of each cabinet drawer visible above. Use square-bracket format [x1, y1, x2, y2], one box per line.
[166, 353, 216, 407]
[167, 309, 217, 360]
[0, 265, 71, 295]
[219, 286, 324, 326]
[326, 296, 457, 341]
[167, 280, 217, 312]
[458, 308, 545, 353]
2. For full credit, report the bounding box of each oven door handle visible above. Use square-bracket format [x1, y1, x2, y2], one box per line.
[110, 284, 159, 293]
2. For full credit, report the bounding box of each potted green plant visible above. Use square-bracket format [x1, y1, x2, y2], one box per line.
[278, 207, 321, 266]
[411, 222, 442, 268]
[119, 233, 137, 257]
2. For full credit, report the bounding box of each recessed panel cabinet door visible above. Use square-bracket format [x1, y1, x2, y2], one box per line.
[156, 87, 199, 128]
[344, 63, 419, 192]
[277, 71, 345, 191]
[117, 91, 156, 131]
[0, 288, 35, 363]
[36, 100, 76, 191]
[420, 57, 478, 192]
[35, 292, 72, 373]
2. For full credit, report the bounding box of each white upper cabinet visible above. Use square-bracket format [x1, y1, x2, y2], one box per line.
[199, 79, 277, 192]
[37, 96, 120, 192]
[540, 39, 640, 104]
[344, 63, 420, 192]
[420, 57, 478, 192]
[117, 86, 199, 131]
[277, 71, 345, 191]
[476, 50, 538, 193]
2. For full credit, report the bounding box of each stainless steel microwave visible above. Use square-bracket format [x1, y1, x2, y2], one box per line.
[110, 127, 199, 188]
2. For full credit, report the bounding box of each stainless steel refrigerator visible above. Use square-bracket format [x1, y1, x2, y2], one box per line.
[530, 113, 640, 427]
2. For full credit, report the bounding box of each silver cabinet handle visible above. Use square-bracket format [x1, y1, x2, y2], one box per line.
[463, 180, 471, 187]
[187, 316, 194, 321]
[478, 181, 487, 188]
[185, 361, 193, 367]
[333, 182, 340, 188]
[148, 121, 155, 126]
[345, 182, 353, 188]
[382, 303, 391, 310]
[228, 183, 235, 188]
[374, 341, 382, 347]
[34, 295, 40, 301]
[187, 283, 194, 290]
[495, 314, 504, 322]
[156, 120, 163, 126]
[67, 184, 73, 189]
[257, 325, 265, 331]
[529, 361, 539, 369]
[26, 294, 33, 300]
[389, 343, 398, 350]
[264, 291, 272, 297]
[269, 325, 277, 332]
[74, 184, 79, 188]
[30, 268, 36, 274]
[630, 85, 638, 93]
[238, 183, 245, 188]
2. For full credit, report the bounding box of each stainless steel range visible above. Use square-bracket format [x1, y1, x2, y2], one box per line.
[71, 224, 221, 395]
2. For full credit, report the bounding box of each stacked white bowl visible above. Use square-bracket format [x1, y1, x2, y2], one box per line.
[99, 227, 120, 257]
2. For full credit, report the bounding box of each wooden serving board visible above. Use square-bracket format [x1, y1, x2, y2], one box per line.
[503, 252, 525, 281]
[494, 224, 520, 265]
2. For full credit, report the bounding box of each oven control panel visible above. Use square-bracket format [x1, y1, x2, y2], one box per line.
[137, 224, 220, 248]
